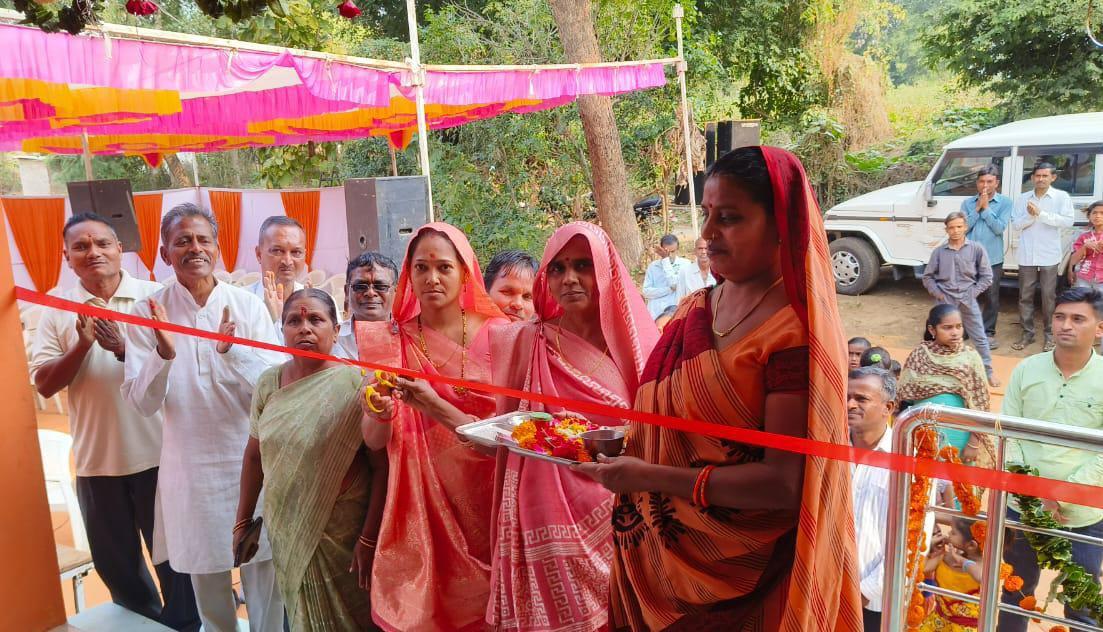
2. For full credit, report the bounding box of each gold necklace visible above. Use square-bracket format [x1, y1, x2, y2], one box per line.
[554, 323, 609, 376]
[711, 276, 784, 338]
[417, 308, 468, 396]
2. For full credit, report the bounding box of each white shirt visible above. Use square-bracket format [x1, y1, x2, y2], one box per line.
[1011, 187, 1075, 266]
[244, 279, 306, 321]
[334, 318, 358, 360]
[641, 256, 691, 319]
[851, 425, 938, 612]
[30, 271, 163, 477]
[122, 280, 285, 573]
[675, 263, 716, 301]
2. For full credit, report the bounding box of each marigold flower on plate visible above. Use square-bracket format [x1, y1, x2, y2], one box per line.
[1019, 595, 1037, 610]
[1004, 575, 1024, 592]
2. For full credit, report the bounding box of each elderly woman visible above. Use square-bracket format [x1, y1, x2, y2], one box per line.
[235, 288, 386, 631]
[358, 223, 508, 632]
[576, 147, 862, 630]
[486, 222, 659, 631]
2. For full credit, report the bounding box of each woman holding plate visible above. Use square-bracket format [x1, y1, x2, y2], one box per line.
[575, 147, 863, 630]
[358, 223, 508, 632]
[486, 221, 659, 631]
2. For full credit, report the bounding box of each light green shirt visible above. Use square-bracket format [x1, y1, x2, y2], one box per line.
[1002, 351, 1103, 527]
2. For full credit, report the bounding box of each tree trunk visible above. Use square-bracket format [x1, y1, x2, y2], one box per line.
[547, 0, 643, 267]
[164, 154, 193, 187]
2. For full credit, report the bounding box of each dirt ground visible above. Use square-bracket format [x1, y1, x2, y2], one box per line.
[836, 272, 1046, 359]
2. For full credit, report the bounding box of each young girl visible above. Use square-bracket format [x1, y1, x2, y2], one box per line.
[920, 517, 982, 631]
[897, 304, 990, 461]
[1070, 201, 1103, 291]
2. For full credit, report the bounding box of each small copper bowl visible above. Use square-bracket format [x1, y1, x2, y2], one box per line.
[582, 429, 626, 459]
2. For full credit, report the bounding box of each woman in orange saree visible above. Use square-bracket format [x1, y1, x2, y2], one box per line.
[487, 221, 659, 631]
[576, 146, 863, 631]
[357, 223, 508, 632]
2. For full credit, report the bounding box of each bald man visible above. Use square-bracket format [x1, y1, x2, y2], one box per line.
[675, 238, 716, 300]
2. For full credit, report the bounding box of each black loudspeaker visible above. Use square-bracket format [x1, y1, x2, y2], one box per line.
[66, 179, 141, 252]
[344, 176, 430, 267]
[719, 119, 761, 154]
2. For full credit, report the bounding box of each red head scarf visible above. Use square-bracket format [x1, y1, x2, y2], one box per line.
[758, 146, 862, 631]
[532, 221, 659, 393]
[391, 222, 505, 324]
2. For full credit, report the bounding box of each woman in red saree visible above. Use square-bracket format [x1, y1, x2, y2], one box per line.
[357, 223, 508, 632]
[576, 146, 862, 630]
[487, 221, 659, 631]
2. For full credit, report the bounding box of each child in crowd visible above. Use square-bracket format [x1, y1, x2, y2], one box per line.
[860, 346, 893, 371]
[920, 517, 982, 632]
[1070, 201, 1103, 291]
[848, 336, 872, 370]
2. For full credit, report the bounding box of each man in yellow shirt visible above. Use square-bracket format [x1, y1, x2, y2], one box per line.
[999, 286, 1103, 631]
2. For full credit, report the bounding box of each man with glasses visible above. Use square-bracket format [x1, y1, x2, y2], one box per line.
[244, 216, 310, 321]
[334, 251, 399, 359]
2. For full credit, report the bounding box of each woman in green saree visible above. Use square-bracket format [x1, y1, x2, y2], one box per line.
[235, 288, 386, 631]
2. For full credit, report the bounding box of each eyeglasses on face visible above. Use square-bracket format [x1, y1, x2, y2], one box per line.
[350, 282, 394, 294]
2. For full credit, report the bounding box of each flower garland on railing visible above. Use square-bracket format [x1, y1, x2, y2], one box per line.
[904, 426, 939, 629]
[904, 435, 1026, 630]
[1006, 464, 1103, 624]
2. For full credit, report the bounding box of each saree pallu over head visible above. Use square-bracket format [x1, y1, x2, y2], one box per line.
[487, 222, 659, 631]
[611, 147, 863, 631]
[359, 222, 508, 632]
[898, 341, 990, 412]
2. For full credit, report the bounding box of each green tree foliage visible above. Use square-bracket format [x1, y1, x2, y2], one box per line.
[922, 0, 1103, 115]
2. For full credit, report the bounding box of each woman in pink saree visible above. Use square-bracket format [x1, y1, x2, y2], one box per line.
[487, 221, 660, 631]
[357, 223, 508, 632]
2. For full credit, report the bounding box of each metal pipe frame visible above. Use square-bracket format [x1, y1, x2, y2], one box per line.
[882, 404, 1103, 632]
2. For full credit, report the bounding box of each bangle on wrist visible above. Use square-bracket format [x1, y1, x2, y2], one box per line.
[358, 535, 377, 548]
[692, 465, 716, 508]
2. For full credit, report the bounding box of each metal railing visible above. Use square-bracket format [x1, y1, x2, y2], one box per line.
[882, 404, 1103, 632]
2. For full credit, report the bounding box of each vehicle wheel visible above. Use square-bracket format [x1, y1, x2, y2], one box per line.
[830, 237, 880, 295]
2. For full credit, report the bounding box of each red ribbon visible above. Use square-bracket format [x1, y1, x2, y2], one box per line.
[15, 286, 1103, 509]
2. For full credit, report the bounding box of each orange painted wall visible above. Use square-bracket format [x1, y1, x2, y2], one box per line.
[0, 219, 66, 629]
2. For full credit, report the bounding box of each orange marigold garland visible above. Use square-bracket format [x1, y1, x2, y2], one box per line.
[902, 439, 1025, 628]
[903, 426, 939, 630]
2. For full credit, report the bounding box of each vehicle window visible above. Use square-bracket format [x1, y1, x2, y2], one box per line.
[1020, 149, 1097, 196]
[931, 154, 1006, 196]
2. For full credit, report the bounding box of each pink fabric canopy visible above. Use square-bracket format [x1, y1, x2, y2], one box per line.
[0, 22, 668, 159]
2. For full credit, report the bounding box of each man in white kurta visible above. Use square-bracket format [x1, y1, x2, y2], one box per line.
[641, 234, 691, 319]
[243, 216, 309, 322]
[123, 204, 285, 632]
[675, 237, 717, 300]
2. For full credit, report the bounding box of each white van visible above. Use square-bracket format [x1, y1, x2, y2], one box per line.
[823, 112, 1098, 294]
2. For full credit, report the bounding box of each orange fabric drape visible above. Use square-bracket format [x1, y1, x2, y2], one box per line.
[1, 197, 65, 292]
[208, 190, 241, 272]
[132, 193, 163, 280]
[279, 190, 320, 267]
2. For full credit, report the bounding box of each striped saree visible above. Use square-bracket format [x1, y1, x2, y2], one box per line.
[250, 365, 374, 631]
[610, 146, 863, 631]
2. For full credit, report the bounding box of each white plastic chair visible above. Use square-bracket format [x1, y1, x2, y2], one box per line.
[38, 429, 89, 551]
[322, 273, 346, 292]
[307, 268, 327, 287]
[214, 269, 232, 283]
[230, 269, 246, 283]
